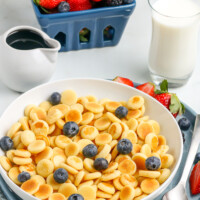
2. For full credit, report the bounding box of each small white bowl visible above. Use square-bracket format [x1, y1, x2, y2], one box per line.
[0, 78, 183, 200]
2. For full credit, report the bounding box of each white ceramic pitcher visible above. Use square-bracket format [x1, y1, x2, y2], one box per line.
[0, 26, 61, 92]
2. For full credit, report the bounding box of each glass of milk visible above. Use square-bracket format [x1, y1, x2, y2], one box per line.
[148, 0, 200, 87]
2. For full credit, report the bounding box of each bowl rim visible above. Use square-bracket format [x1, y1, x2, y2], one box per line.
[0, 77, 183, 200]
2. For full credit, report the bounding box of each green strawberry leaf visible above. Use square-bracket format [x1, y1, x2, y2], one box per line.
[160, 79, 168, 92]
[169, 93, 185, 115]
[39, 6, 51, 14]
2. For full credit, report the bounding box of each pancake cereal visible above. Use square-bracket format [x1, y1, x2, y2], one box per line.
[0, 90, 175, 200]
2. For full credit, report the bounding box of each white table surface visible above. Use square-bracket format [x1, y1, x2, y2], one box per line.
[0, 0, 200, 116]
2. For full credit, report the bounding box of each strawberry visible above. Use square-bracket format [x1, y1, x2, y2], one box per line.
[34, 0, 65, 9]
[190, 162, 200, 195]
[67, 0, 92, 11]
[154, 80, 185, 118]
[136, 82, 155, 97]
[113, 76, 134, 87]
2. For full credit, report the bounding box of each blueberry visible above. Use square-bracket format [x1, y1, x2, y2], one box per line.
[82, 144, 98, 158]
[123, 0, 134, 4]
[53, 168, 68, 183]
[94, 158, 108, 170]
[178, 117, 191, 131]
[17, 171, 31, 183]
[58, 1, 70, 13]
[0, 136, 13, 151]
[68, 194, 84, 200]
[117, 139, 132, 154]
[63, 122, 79, 138]
[115, 106, 128, 119]
[145, 156, 161, 170]
[49, 92, 61, 105]
[194, 153, 200, 164]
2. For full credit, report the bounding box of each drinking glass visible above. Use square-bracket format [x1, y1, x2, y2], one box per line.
[148, 0, 200, 87]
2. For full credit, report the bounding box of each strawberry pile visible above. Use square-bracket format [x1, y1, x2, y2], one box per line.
[33, 0, 134, 14]
[113, 76, 185, 118]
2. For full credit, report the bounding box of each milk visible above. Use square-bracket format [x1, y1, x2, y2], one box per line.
[148, 0, 200, 79]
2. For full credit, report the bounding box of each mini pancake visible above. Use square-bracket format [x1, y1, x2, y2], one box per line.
[148, 120, 160, 135]
[55, 135, 72, 149]
[113, 177, 124, 190]
[65, 142, 79, 156]
[31, 120, 49, 136]
[105, 153, 112, 163]
[6, 150, 15, 162]
[78, 185, 96, 200]
[85, 102, 104, 113]
[8, 167, 21, 185]
[145, 133, 158, 151]
[140, 178, 160, 194]
[36, 134, 50, 146]
[109, 140, 118, 150]
[108, 122, 122, 140]
[126, 109, 142, 120]
[67, 156, 83, 170]
[58, 183, 77, 198]
[138, 139, 144, 146]
[83, 158, 97, 173]
[55, 119, 65, 130]
[47, 174, 63, 190]
[96, 190, 112, 198]
[48, 193, 66, 200]
[16, 142, 26, 150]
[95, 133, 112, 145]
[115, 155, 131, 164]
[19, 117, 30, 131]
[19, 163, 36, 176]
[28, 140, 46, 154]
[101, 170, 121, 181]
[35, 146, 53, 164]
[111, 146, 119, 160]
[49, 136, 56, 148]
[132, 144, 142, 155]
[93, 112, 103, 120]
[94, 117, 111, 131]
[50, 104, 70, 117]
[59, 163, 79, 175]
[154, 145, 169, 155]
[132, 153, 147, 170]
[81, 126, 99, 140]
[158, 135, 167, 146]
[103, 162, 118, 174]
[157, 168, 171, 184]
[127, 96, 144, 110]
[137, 122, 154, 140]
[71, 103, 84, 113]
[126, 118, 138, 131]
[106, 112, 121, 123]
[84, 172, 102, 181]
[121, 130, 138, 144]
[78, 180, 94, 189]
[80, 112, 94, 125]
[119, 122, 129, 133]
[21, 130, 36, 146]
[0, 156, 12, 171]
[61, 89, 77, 105]
[139, 104, 145, 115]
[39, 101, 52, 112]
[96, 144, 111, 159]
[118, 159, 137, 175]
[161, 154, 174, 168]
[52, 155, 66, 169]
[13, 132, 22, 148]
[105, 101, 121, 113]
[85, 95, 98, 103]
[46, 109, 63, 124]
[137, 116, 149, 124]
[134, 187, 142, 197]
[48, 124, 56, 135]
[120, 185, 135, 200]
[134, 194, 148, 200]
[109, 191, 120, 200]
[77, 96, 89, 106]
[120, 174, 138, 188]
[75, 170, 85, 186]
[21, 179, 40, 194]
[140, 144, 152, 157]
[13, 157, 32, 165]
[52, 147, 66, 158]
[31, 175, 46, 185]
[98, 182, 115, 194]
[72, 135, 81, 143]
[7, 122, 21, 139]
[65, 109, 82, 124]
[50, 125, 62, 136]
[34, 184, 53, 199]
[68, 173, 75, 183]
[98, 98, 111, 106]
[14, 149, 31, 158]
[24, 104, 36, 117]
[139, 170, 161, 179]
[36, 159, 54, 178]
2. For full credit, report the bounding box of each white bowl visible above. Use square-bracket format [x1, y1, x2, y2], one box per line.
[0, 78, 183, 200]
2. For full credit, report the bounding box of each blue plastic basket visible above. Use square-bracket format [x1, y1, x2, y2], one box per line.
[31, 0, 136, 52]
